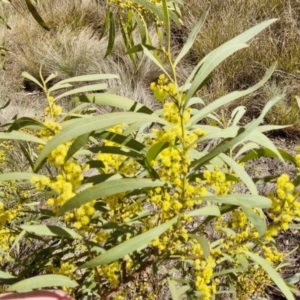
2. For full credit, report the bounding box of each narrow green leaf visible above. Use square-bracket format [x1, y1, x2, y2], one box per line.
[168, 278, 180, 300]
[146, 142, 170, 165]
[213, 268, 245, 277]
[86, 160, 105, 169]
[189, 95, 282, 171]
[54, 74, 118, 86]
[293, 174, 300, 187]
[177, 285, 190, 298]
[239, 148, 296, 165]
[119, 14, 136, 65]
[63, 102, 91, 118]
[22, 72, 43, 89]
[219, 153, 258, 195]
[198, 194, 271, 209]
[240, 130, 284, 163]
[45, 73, 57, 84]
[57, 178, 164, 216]
[185, 19, 277, 91]
[73, 93, 153, 114]
[241, 206, 266, 237]
[236, 256, 249, 269]
[96, 131, 146, 152]
[24, 0, 50, 30]
[8, 117, 46, 132]
[9, 229, 26, 255]
[186, 43, 248, 101]
[0, 271, 16, 279]
[65, 132, 90, 162]
[7, 274, 78, 292]
[84, 174, 116, 184]
[98, 8, 110, 41]
[80, 218, 177, 268]
[0, 131, 45, 144]
[243, 251, 295, 300]
[34, 112, 166, 170]
[187, 205, 220, 217]
[284, 273, 300, 285]
[174, 11, 208, 67]
[47, 83, 73, 93]
[257, 124, 291, 133]
[229, 282, 237, 300]
[0, 172, 43, 181]
[142, 45, 171, 79]
[126, 43, 157, 55]
[21, 225, 82, 239]
[18, 142, 34, 171]
[188, 63, 276, 126]
[90, 146, 143, 161]
[186, 97, 205, 107]
[104, 11, 115, 58]
[56, 83, 108, 101]
[289, 224, 300, 230]
[229, 106, 246, 126]
[134, 11, 147, 43]
[234, 142, 259, 160]
[123, 121, 149, 136]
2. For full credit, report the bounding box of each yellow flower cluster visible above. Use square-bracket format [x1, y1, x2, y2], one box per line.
[103, 192, 143, 222]
[51, 261, 78, 279]
[44, 96, 62, 118]
[0, 229, 15, 262]
[97, 261, 121, 288]
[150, 226, 189, 252]
[150, 74, 177, 99]
[211, 192, 291, 300]
[32, 162, 94, 229]
[0, 199, 20, 261]
[96, 123, 140, 176]
[262, 244, 283, 263]
[65, 200, 96, 229]
[203, 168, 235, 195]
[235, 265, 271, 299]
[265, 173, 300, 240]
[231, 210, 248, 230]
[0, 149, 5, 165]
[36, 96, 63, 153]
[37, 119, 61, 142]
[32, 95, 96, 229]
[48, 261, 78, 293]
[0, 200, 19, 227]
[0, 180, 18, 202]
[47, 142, 72, 167]
[194, 256, 218, 299]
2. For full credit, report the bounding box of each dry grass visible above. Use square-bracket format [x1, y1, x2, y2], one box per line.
[1, 0, 300, 128]
[0, 0, 164, 123]
[176, 0, 300, 131]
